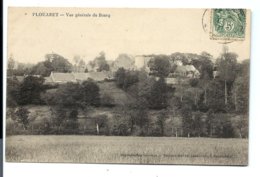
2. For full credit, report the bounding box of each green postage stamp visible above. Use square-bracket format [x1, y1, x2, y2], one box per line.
[210, 9, 246, 40]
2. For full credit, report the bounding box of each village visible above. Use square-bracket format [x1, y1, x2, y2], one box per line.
[6, 50, 248, 138]
[12, 53, 201, 86]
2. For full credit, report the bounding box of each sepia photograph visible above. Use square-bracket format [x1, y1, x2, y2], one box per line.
[5, 7, 250, 165]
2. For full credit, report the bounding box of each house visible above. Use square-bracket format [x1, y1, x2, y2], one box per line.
[49, 72, 77, 83]
[72, 72, 89, 81]
[134, 55, 152, 72]
[154, 77, 189, 87]
[44, 76, 54, 85]
[165, 77, 179, 85]
[44, 71, 115, 84]
[173, 65, 200, 78]
[15, 76, 25, 82]
[85, 71, 114, 82]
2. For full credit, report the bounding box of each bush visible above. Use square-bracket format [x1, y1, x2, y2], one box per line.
[101, 94, 115, 107]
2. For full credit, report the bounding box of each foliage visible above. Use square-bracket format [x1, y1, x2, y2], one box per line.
[30, 53, 73, 76]
[115, 68, 139, 90]
[93, 52, 110, 71]
[101, 94, 115, 107]
[6, 77, 20, 107]
[193, 52, 214, 80]
[192, 111, 207, 137]
[18, 76, 45, 105]
[148, 55, 171, 77]
[232, 76, 249, 113]
[205, 80, 226, 112]
[110, 113, 130, 136]
[6, 51, 249, 138]
[94, 115, 109, 135]
[115, 68, 126, 88]
[63, 109, 79, 134]
[217, 52, 238, 82]
[189, 78, 199, 87]
[45, 80, 100, 134]
[155, 110, 168, 136]
[148, 78, 169, 109]
[81, 80, 101, 107]
[231, 60, 249, 114]
[15, 107, 30, 130]
[181, 102, 193, 137]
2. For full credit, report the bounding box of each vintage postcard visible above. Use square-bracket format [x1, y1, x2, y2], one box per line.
[6, 7, 250, 165]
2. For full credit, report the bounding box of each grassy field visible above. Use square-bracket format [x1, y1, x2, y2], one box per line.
[6, 135, 248, 165]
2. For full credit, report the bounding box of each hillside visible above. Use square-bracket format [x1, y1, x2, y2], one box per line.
[97, 82, 136, 106]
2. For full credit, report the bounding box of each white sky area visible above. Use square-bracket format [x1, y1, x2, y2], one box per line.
[8, 8, 251, 64]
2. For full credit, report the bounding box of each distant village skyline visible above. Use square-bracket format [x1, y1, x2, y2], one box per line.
[9, 46, 248, 65]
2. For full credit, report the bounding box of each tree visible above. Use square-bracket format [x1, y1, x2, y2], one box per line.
[110, 113, 130, 136]
[148, 78, 169, 109]
[31, 53, 73, 76]
[51, 107, 66, 134]
[232, 76, 249, 113]
[156, 110, 168, 136]
[191, 52, 214, 80]
[64, 109, 79, 134]
[115, 68, 126, 88]
[196, 52, 214, 106]
[186, 78, 203, 109]
[49, 80, 100, 134]
[45, 53, 73, 73]
[216, 49, 238, 106]
[232, 59, 249, 113]
[125, 70, 155, 135]
[98, 62, 110, 72]
[93, 52, 110, 71]
[131, 103, 150, 136]
[81, 80, 100, 107]
[7, 55, 15, 76]
[7, 77, 20, 107]
[15, 107, 30, 130]
[168, 96, 182, 137]
[123, 71, 139, 89]
[148, 55, 171, 77]
[181, 102, 193, 137]
[115, 68, 139, 91]
[206, 80, 226, 112]
[93, 115, 109, 135]
[73, 55, 81, 66]
[54, 82, 83, 108]
[214, 113, 235, 138]
[13, 63, 33, 76]
[193, 111, 207, 137]
[114, 54, 135, 70]
[18, 76, 45, 105]
[101, 94, 115, 107]
[205, 109, 215, 137]
[170, 52, 190, 65]
[49, 83, 81, 133]
[232, 115, 248, 138]
[73, 56, 86, 72]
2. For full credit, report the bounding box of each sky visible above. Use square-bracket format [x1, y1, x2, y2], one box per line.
[8, 8, 251, 64]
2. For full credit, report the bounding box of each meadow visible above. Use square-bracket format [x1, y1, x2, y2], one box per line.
[6, 136, 248, 165]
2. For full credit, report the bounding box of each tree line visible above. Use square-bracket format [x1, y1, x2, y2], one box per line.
[6, 49, 249, 138]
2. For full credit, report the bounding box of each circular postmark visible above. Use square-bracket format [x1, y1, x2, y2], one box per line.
[201, 9, 210, 33]
[202, 9, 246, 44]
